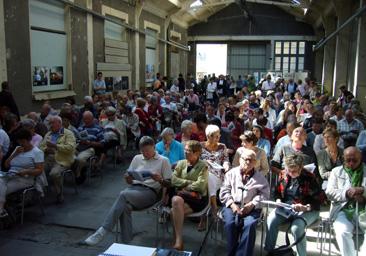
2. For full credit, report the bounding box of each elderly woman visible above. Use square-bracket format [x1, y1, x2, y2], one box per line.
[0, 128, 45, 217]
[317, 128, 343, 188]
[313, 119, 344, 154]
[232, 131, 269, 176]
[199, 124, 230, 230]
[272, 126, 318, 176]
[171, 140, 209, 250]
[134, 98, 153, 136]
[220, 149, 269, 256]
[84, 136, 171, 245]
[175, 120, 199, 144]
[265, 154, 323, 256]
[20, 119, 43, 147]
[252, 125, 271, 157]
[156, 128, 184, 167]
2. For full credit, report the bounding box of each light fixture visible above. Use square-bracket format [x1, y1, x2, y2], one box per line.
[190, 0, 203, 8]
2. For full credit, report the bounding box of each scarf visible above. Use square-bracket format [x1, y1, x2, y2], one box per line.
[343, 164, 365, 220]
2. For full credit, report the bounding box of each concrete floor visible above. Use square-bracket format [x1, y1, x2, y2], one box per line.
[0, 149, 339, 256]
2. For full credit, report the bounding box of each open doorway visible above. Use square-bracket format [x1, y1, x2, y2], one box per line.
[196, 43, 227, 81]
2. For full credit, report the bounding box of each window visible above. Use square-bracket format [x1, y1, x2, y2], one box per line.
[298, 57, 304, 71]
[105, 15, 126, 41]
[283, 42, 290, 54]
[291, 42, 297, 54]
[30, 0, 67, 92]
[275, 42, 282, 54]
[273, 41, 306, 72]
[145, 28, 158, 83]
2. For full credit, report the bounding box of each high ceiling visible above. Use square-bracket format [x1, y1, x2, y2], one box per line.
[142, 0, 337, 31]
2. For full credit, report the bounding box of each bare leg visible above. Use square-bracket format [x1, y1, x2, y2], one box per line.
[198, 195, 217, 231]
[171, 196, 192, 250]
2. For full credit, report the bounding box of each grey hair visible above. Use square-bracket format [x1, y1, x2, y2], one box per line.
[50, 115, 63, 124]
[160, 127, 175, 138]
[181, 120, 193, 131]
[205, 124, 220, 137]
[284, 153, 304, 169]
[139, 136, 155, 148]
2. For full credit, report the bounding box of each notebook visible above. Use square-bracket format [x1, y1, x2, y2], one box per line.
[98, 243, 156, 256]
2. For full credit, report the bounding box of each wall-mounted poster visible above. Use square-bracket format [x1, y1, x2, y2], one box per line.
[50, 66, 63, 85]
[104, 76, 129, 91]
[145, 64, 155, 82]
[33, 66, 48, 86]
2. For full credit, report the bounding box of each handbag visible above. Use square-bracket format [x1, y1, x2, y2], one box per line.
[267, 216, 307, 256]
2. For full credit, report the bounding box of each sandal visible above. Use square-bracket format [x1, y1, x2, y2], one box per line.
[197, 219, 206, 232]
[0, 209, 8, 218]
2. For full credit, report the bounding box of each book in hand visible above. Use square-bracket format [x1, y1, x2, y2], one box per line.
[128, 170, 152, 182]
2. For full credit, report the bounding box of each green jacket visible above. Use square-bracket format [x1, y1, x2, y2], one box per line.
[172, 159, 208, 196]
[40, 128, 76, 167]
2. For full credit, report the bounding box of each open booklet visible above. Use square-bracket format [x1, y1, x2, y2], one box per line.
[303, 163, 316, 173]
[260, 200, 293, 210]
[127, 170, 152, 182]
[206, 160, 224, 170]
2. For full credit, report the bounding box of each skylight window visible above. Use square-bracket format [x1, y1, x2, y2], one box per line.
[190, 0, 203, 8]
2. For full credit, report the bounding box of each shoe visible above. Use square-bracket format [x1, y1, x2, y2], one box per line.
[84, 227, 107, 246]
[56, 194, 64, 204]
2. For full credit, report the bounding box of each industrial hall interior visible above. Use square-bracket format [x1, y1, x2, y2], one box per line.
[1, 0, 366, 256]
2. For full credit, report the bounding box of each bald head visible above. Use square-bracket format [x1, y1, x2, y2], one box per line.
[83, 111, 94, 126]
[344, 146, 362, 170]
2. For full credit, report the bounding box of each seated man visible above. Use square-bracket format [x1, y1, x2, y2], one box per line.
[75, 111, 104, 179]
[326, 146, 366, 256]
[39, 116, 76, 203]
[171, 140, 209, 250]
[220, 149, 270, 256]
[265, 153, 323, 256]
[84, 136, 171, 245]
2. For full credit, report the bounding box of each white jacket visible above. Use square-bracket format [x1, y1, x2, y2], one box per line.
[326, 165, 366, 220]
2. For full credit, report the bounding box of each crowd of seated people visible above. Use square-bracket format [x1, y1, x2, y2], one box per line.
[0, 72, 366, 256]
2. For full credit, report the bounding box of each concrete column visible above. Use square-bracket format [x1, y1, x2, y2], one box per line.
[333, 0, 352, 95]
[321, 16, 337, 96]
[354, 0, 366, 101]
[0, 0, 7, 83]
[163, 17, 171, 77]
[314, 29, 324, 83]
[134, 3, 143, 90]
[86, 0, 93, 96]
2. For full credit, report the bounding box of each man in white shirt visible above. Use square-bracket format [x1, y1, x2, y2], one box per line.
[262, 75, 275, 93]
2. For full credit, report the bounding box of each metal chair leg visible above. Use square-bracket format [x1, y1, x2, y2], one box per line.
[21, 190, 27, 224]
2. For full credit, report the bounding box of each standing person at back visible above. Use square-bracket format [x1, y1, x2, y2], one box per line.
[0, 81, 20, 120]
[261, 75, 275, 95]
[93, 72, 106, 95]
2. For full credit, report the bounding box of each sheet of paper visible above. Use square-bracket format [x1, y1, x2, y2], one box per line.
[303, 163, 316, 173]
[103, 243, 156, 256]
[260, 200, 293, 209]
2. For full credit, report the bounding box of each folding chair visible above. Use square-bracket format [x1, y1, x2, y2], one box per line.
[61, 169, 78, 199]
[20, 186, 45, 224]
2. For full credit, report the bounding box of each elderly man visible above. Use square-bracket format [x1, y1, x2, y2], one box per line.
[326, 146, 366, 256]
[338, 109, 364, 137]
[220, 149, 270, 256]
[75, 111, 104, 181]
[84, 136, 171, 245]
[39, 116, 76, 203]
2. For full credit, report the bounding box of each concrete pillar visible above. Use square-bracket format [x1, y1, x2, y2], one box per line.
[163, 17, 171, 77]
[0, 0, 7, 83]
[134, 3, 143, 90]
[354, 0, 366, 102]
[321, 16, 337, 96]
[314, 29, 324, 83]
[86, 0, 94, 96]
[333, 0, 352, 96]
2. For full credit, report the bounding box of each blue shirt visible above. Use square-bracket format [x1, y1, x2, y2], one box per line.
[257, 138, 271, 157]
[155, 139, 185, 166]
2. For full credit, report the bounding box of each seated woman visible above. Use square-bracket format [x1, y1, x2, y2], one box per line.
[265, 153, 323, 256]
[232, 131, 269, 176]
[200, 125, 230, 229]
[171, 140, 209, 250]
[0, 128, 45, 217]
[175, 120, 199, 145]
[20, 119, 43, 147]
[220, 149, 270, 256]
[156, 128, 185, 167]
[317, 128, 343, 189]
[84, 136, 171, 245]
[252, 125, 271, 157]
